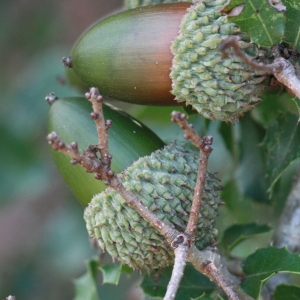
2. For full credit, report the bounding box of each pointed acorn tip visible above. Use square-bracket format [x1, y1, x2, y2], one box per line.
[45, 92, 58, 105]
[62, 56, 72, 68]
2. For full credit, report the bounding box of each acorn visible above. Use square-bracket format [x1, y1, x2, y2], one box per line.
[84, 143, 222, 270]
[65, 3, 190, 106]
[48, 96, 164, 206]
[65, 1, 270, 122]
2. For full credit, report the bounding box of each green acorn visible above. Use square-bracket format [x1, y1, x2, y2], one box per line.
[48, 97, 165, 206]
[66, 3, 190, 106]
[65, 1, 270, 122]
[84, 143, 222, 271]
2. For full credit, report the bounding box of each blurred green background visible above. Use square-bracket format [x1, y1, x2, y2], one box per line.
[0, 1, 148, 299]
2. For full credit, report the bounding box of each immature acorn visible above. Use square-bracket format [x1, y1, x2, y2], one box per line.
[48, 97, 165, 206]
[65, 0, 270, 122]
[85, 143, 222, 270]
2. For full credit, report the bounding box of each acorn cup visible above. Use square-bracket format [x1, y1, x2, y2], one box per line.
[47, 90, 223, 271]
[64, 0, 271, 122]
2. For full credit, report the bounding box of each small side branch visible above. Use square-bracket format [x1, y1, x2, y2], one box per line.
[47, 132, 103, 174]
[85, 88, 112, 167]
[171, 112, 213, 150]
[220, 36, 300, 99]
[171, 112, 213, 239]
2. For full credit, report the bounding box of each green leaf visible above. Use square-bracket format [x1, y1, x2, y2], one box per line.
[261, 112, 300, 195]
[242, 247, 300, 299]
[226, 0, 284, 46]
[236, 115, 268, 202]
[141, 264, 215, 300]
[252, 90, 297, 127]
[99, 263, 128, 285]
[192, 294, 213, 300]
[218, 122, 235, 156]
[221, 223, 272, 254]
[274, 284, 300, 300]
[121, 264, 134, 275]
[74, 259, 99, 300]
[282, 0, 300, 49]
[192, 294, 224, 300]
[100, 263, 121, 285]
[221, 179, 242, 210]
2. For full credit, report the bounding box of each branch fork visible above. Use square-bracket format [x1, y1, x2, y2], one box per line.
[47, 87, 240, 300]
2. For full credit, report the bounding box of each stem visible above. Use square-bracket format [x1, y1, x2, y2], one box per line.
[164, 235, 189, 300]
[171, 112, 213, 150]
[220, 36, 300, 99]
[186, 150, 211, 238]
[220, 36, 275, 74]
[171, 111, 213, 239]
